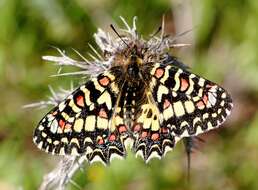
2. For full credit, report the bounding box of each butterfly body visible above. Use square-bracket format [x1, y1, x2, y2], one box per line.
[33, 19, 233, 164]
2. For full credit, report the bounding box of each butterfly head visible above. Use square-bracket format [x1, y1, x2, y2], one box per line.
[129, 44, 143, 63]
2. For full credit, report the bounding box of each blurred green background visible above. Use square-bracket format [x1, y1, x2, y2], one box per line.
[0, 0, 258, 189]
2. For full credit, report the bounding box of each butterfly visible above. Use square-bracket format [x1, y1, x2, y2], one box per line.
[33, 18, 233, 165]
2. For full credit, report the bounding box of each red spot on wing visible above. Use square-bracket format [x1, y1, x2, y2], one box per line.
[161, 127, 169, 134]
[76, 95, 85, 107]
[163, 99, 171, 109]
[151, 133, 159, 141]
[59, 119, 66, 129]
[99, 76, 110, 86]
[196, 100, 205, 109]
[58, 119, 72, 130]
[99, 108, 108, 118]
[154, 68, 164, 79]
[202, 94, 208, 105]
[141, 131, 148, 138]
[108, 134, 116, 141]
[180, 78, 189, 91]
[133, 124, 142, 132]
[97, 137, 104, 145]
[118, 125, 127, 133]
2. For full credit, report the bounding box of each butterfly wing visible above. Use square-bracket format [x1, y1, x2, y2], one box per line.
[33, 67, 128, 164]
[149, 62, 233, 137]
[133, 62, 233, 162]
[132, 90, 176, 162]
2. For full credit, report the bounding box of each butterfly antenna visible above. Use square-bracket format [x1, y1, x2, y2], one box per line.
[147, 26, 162, 42]
[110, 24, 130, 48]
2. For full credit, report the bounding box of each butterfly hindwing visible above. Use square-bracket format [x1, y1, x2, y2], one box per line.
[131, 80, 176, 162]
[132, 99, 176, 162]
[33, 67, 128, 164]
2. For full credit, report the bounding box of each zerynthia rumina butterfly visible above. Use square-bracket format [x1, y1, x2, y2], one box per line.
[33, 17, 233, 165]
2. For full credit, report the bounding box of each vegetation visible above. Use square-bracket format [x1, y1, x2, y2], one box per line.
[0, 0, 258, 189]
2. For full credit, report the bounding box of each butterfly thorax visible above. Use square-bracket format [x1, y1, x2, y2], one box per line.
[126, 54, 143, 81]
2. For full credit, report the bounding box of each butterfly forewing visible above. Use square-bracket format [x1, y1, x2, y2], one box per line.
[33, 67, 129, 164]
[148, 63, 233, 139]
